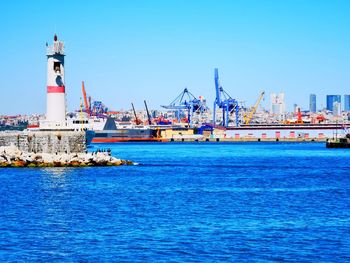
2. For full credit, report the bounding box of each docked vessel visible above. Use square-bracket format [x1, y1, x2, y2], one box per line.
[92, 118, 163, 143]
[326, 134, 350, 148]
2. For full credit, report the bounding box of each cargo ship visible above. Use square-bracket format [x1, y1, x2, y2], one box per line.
[326, 134, 350, 148]
[29, 116, 166, 143]
[91, 118, 164, 143]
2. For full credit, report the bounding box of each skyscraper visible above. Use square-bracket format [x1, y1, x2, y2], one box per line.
[270, 93, 285, 115]
[344, 95, 350, 112]
[326, 95, 341, 111]
[309, 94, 316, 112]
[333, 101, 342, 116]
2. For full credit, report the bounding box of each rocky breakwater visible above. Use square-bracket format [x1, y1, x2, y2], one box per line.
[0, 145, 133, 167]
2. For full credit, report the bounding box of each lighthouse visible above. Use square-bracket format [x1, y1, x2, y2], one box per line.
[46, 34, 66, 124]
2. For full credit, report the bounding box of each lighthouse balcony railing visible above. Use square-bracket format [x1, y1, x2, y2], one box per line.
[46, 43, 65, 55]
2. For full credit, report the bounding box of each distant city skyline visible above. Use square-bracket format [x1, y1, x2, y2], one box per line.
[1, 0, 349, 114]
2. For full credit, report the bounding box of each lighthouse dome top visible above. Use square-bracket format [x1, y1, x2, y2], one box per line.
[46, 34, 65, 56]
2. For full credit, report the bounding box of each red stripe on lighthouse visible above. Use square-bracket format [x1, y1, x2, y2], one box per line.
[47, 86, 65, 93]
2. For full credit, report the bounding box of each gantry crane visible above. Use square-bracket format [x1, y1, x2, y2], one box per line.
[243, 91, 265, 124]
[213, 68, 239, 127]
[161, 88, 203, 126]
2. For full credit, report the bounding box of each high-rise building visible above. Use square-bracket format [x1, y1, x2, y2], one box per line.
[270, 93, 285, 115]
[333, 101, 342, 116]
[309, 94, 316, 112]
[326, 95, 341, 111]
[293, 103, 299, 113]
[344, 95, 350, 112]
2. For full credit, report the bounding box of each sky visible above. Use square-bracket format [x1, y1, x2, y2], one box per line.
[0, 0, 349, 114]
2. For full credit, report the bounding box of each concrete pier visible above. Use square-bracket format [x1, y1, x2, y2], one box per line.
[0, 131, 86, 153]
[166, 137, 327, 142]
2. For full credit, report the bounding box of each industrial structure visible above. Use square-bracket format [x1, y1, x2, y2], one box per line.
[144, 100, 152, 125]
[82, 81, 91, 116]
[243, 91, 265, 124]
[36, 36, 350, 140]
[161, 88, 205, 126]
[81, 81, 109, 117]
[76, 67, 350, 130]
[8, 34, 350, 145]
[213, 68, 239, 127]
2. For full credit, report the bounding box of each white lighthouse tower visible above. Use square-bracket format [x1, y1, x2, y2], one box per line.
[45, 34, 66, 125]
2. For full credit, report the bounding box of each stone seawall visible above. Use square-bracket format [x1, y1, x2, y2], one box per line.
[0, 145, 133, 167]
[0, 131, 86, 153]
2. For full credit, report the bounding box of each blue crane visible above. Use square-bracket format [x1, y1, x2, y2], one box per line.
[213, 68, 239, 127]
[91, 101, 108, 116]
[161, 88, 202, 126]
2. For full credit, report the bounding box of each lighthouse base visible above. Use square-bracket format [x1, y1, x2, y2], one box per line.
[0, 130, 89, 154]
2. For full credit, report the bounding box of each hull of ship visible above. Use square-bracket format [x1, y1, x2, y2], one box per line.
[92, 137, 164, 143]
[92, 129, 163, 143]
[85, 130, 95, 145]
[326, 141, 350, 148]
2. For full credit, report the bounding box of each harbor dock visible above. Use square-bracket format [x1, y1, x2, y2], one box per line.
[165, 137, 326, 143]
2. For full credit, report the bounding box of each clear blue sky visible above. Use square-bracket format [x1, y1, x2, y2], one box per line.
[1, 0, 349, 114]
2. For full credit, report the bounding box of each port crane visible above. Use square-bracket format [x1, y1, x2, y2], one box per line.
[91, 101, 108, 116]
[80, 81, 109, 117]
[243, 91, 265, 124]
[131, 103, 142, 125]
[161, 88, 203, 126]
[213, 68, 239, 127]
[144, 100, 152, 125]
[82, 81, 91, 116]
[296, 107, 304, 124]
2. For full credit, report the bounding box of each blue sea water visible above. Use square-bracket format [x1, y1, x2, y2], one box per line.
[0, 142, 350, 262]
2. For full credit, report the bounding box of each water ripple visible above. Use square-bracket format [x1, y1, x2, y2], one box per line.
[1, 142, 350, 261]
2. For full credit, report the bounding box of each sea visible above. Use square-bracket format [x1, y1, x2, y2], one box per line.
[0, 142, 350, 262]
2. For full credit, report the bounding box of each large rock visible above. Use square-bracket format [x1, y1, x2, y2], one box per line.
[0, 146, 132, 167]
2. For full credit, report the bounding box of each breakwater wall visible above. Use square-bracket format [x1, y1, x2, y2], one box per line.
[0, 131, 86, 153]
[0, 145, 133, 167]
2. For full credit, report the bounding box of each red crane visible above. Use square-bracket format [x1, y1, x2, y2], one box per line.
[82, 81, 90, 116]
[131, 103, 142, 125]
[296, 108, 304, 124]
